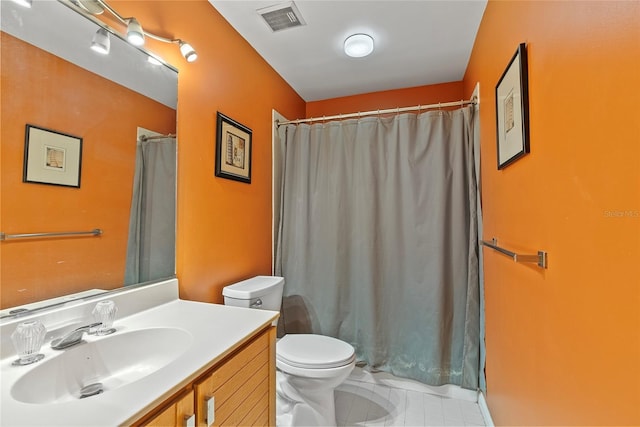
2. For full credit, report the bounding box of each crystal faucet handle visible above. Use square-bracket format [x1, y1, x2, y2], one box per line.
[11, 320, 46, 365]
[92, 300, 117, 335]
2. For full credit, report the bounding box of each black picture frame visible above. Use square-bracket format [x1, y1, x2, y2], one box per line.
[495, 43, 530, 169]
[23, 124, 83, 188]
[215, 112, 252, 184]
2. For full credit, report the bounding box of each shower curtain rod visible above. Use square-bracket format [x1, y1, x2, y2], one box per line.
[139, 133, 176, 141]
[276, 97, 477, 126]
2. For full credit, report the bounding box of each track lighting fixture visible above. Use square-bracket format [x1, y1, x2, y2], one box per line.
[90, 27, 110, 54]
[73, 0, 197, 63]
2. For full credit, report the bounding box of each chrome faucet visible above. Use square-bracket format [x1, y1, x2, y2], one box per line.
[51, 322, 101, 350]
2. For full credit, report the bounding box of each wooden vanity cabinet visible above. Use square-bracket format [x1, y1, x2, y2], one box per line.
[134, 326, 276, 427]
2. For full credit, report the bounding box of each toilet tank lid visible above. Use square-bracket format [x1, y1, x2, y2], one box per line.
[222, 276, 284, 299]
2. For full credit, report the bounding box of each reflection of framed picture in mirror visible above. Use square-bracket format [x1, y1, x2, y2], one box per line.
[215, 112, 252, 184]
[495, 43, 530, 169]
[23, 124, 83, 188]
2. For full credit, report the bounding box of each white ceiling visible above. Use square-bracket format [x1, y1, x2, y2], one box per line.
[209, 0, 487, 101]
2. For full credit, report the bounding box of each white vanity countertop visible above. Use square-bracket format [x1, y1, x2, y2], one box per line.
[0, 280, 279, 426]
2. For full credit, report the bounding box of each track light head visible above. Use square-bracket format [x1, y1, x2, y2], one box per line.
[126, 18, 145, 46]
[90, 28, 110, 54]
[179, 41, 197, 63]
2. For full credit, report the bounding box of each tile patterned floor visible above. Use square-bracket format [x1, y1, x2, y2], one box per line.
[335, 367, 486, 427]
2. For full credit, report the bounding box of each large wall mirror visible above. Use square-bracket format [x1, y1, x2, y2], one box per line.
[0, 0, 178, 318]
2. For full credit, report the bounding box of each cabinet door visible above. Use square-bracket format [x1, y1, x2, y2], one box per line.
[195, 328, 271, 427]
[145, 390, 195, 427]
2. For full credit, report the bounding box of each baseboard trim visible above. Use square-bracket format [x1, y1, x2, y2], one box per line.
[477, 391, 494, 426]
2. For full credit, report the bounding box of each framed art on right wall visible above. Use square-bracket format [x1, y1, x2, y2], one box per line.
[495, 43, 530, 169]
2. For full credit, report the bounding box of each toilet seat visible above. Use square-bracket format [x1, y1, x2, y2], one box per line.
[277, 334, 355, 369]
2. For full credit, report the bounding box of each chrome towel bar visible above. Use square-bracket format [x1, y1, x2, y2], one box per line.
[0, 229, 102, 241]
[481, 238, 547, 269]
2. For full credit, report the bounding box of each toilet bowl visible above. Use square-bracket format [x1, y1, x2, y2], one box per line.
[276, 333, 355, 426]
[222, 276, 355, 427]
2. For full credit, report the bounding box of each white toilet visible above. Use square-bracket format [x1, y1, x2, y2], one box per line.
[223, 276, 355, 427]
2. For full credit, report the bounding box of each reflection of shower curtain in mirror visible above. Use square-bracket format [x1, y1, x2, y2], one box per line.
[125, 137, 176, 285]
[276, 107, 481, 389]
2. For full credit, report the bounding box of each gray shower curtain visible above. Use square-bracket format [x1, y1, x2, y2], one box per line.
[124, 136, 176, 285]
[275, 107, 481, 389]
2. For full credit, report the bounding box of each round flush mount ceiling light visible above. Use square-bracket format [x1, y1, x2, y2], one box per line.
[344, 33, 374, 58]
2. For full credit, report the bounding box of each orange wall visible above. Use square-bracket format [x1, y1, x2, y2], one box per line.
[0, 33, 176, 308]
[463, 1, 640, 425]
[111, 1, 306, 303]
[306, 81, 463, 119]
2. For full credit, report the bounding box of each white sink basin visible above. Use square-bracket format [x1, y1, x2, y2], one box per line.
[11, 327, 192, 404]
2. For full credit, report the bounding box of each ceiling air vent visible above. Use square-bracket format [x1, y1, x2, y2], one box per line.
[258, 2, 306, 32]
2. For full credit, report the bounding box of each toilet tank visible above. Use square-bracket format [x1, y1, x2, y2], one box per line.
[222, 276, 284, 311]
